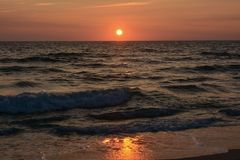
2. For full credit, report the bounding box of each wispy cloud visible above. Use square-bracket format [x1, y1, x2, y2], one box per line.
[0, 10, 14, 13]
[34, 3, 54, 6]
[88, 1, 150, 8]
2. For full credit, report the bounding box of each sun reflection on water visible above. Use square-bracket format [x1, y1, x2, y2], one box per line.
[102, 136, 147, 160]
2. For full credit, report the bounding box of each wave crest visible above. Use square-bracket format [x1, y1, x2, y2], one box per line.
[0, 88, 133, 114]
[52, 118, 219, 136]
[89, 108, 182, 120]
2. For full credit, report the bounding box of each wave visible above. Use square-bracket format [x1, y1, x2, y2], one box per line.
[140, 48, 159, 53]
[0, 65, 66, 74]
[202, 83, 227, 92]
[233, 76, 240, 80]
[13, 81, 40, 88]
[89, 108, 183, 121]
[0, 52, 82, 64]
[0, 57, 57, 63]
[46, 52, 81, 57]
[74, 63, 108, 68]
[219, 109, 240, 117]
[20, 56, 58, 63]
[75, 72, 163, 82]
[0, 58, 15, 63]
[47, 77, 72, 83]
[183, 100, 230, 109]
[11, 115, 71, 126]
[171, 77, 215, 83]
[46, 52, 110, 60]
[51, 118, 219, 136]
[163, 84, 207, 93]
[164, 56, 196, 61]
[190, 64, 240, 73]
[0, 88, 133, 114]
[0, 128, 23, 137]
[200, 51, 240, 59]
[0, 66, 38, 73]
[41, 68, 67, 73]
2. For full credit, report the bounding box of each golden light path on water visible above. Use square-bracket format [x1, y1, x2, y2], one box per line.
[102, 136, 147, 160]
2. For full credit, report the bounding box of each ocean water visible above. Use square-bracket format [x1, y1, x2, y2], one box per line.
[0, 41, 240, 159]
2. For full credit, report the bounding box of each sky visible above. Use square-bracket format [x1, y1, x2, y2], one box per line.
[0, 0, 240, 41]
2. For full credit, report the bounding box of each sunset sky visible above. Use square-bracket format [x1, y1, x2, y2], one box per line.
[0, 0, 240, 41]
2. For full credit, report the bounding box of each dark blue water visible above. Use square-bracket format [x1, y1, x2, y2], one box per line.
[0, 41, 239, 136]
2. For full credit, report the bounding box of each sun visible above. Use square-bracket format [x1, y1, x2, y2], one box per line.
[116, 29, 123, 36]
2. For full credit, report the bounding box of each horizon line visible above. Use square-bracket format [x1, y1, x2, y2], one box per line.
[0, 40, 240, 42]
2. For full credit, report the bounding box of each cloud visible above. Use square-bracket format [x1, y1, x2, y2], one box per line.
[0, 10, 14, 13]
[34, 3, 54, 6]
[88, 1, 150, 8]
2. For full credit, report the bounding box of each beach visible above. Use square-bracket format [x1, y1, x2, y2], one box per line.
[51, 126, 240, 160]
[177, 149, 240, 160]
[1, 126, 239, 160]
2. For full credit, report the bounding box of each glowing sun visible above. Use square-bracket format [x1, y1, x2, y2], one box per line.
[116, 29, 123, 36]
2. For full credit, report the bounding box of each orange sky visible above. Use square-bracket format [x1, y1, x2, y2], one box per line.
[0, 0, 240, 41]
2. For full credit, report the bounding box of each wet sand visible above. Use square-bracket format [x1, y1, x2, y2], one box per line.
[176, 149, 240, 160]
[1, 126, 240, 160]
[49, 126, 240, 160]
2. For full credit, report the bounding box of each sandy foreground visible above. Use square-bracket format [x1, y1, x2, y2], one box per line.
[1, 126, 240, 160]
[47, 126, 240, 160]
[176, 149, 240, 160]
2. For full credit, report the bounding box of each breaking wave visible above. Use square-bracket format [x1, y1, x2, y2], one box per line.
[0, 88, 134, 114]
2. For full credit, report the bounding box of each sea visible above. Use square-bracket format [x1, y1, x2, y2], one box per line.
[0, 41, 239, 159]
